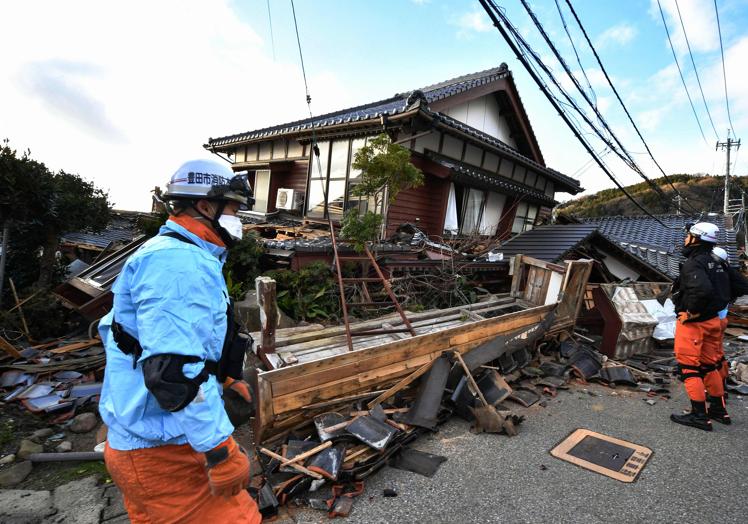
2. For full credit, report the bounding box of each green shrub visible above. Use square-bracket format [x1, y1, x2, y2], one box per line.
[340, 210, 383, 253]
[265, 262, 341, 322]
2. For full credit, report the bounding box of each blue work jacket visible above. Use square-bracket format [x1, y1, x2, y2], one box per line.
[98, 219, 234, 452]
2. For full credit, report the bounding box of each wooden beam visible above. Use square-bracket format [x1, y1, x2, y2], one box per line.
[367, 360, 435, 409]
[258, 447, 323, 480]
[280, 441, 332, 467]
[256, 276, 278, 358]
[0, 335, 22, 359]
[9, 279, 30, 339]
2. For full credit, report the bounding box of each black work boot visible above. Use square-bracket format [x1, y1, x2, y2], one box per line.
[707, 395, 731, 425]
[670, 401, 713, 431]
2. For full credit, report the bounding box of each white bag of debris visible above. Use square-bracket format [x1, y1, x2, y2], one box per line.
[640, 298, 676, 340]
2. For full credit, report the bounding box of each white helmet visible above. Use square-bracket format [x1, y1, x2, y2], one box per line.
[163, 159, 254, 208]
[689, 222, 719, 244]
[713, 246, 728, 261]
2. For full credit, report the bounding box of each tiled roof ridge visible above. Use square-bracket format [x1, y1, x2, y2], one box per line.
[581, 213, 726, 221]
[207, 65, 511, 147]
[208, 93, 407, 146]
[404, 64, 509, 99]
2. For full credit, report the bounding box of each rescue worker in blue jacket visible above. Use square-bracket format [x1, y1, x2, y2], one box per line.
[99, 159, 261, 523]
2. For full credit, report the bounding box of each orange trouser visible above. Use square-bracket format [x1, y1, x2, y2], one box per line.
[674, 316, 724, 402]
[104, 442, 261, 524]
[719, 317, 729, 380]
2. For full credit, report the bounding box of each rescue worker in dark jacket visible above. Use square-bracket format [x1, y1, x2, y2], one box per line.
[670, 223, 730, 430]
[711, 246, 748, 394]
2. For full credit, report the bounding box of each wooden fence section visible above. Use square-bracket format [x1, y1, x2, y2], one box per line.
[250, 256, 593, 441]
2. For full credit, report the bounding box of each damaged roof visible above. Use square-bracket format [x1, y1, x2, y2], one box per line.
[581, 214, 738, 278]
[206, 66, 511, 148]
[60, 210, 152, 250]
[432, 155, 556, 206]
[205, 66, 582, 194]
[498, 224, 672, 281]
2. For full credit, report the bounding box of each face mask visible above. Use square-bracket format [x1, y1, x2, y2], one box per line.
[217, 214, 243, 241]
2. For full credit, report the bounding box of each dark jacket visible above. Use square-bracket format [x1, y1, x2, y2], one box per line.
[716, 256, 748, 303]
[672, 244, 730, 321]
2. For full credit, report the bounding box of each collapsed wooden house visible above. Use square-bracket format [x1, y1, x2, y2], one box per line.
[250, 255, 593, 442]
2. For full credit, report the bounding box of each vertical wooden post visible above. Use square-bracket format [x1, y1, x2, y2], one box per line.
[9, 278, 30, 339]
[255, 276, 277, 359]
[0, 221, 9, 303]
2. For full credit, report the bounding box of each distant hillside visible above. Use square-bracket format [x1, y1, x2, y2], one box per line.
[559, 174, 748, 217]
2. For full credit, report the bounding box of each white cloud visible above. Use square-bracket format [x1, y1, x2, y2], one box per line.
[650, 0, 718, 55]
[595, 23, 637, 48]
[453, 8, 493, 38]
[0, 0, 349, 210]
[410, 0, 430, 5]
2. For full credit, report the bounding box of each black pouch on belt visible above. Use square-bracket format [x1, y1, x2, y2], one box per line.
[218, 300, 253, 382]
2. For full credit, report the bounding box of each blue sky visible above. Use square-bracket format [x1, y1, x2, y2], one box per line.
[2, 0, 747, 209]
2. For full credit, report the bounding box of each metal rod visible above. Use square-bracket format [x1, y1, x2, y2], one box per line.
[329, 219, 354, 351]
[28, 452, 104, 462]
[364, 245, 416, 336]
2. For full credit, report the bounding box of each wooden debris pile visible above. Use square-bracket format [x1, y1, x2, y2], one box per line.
[0, 336, 104, 419]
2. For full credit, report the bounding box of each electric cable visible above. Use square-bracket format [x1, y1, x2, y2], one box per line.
[553, 0, 595, 106]
[289, 0, 328, 207]
[714, 0, 736, 138]
[674, 0, 719, 139]
[266, 0, 276, 61]
[563, 0, 700, 213]
[655, 0, 709, 145]
[478, 0, 674, 228]
[521, 0, 669, 202]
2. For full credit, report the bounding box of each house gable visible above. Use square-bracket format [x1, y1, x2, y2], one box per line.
[427, 74, 544, 165]
[439, 93, 516, 149]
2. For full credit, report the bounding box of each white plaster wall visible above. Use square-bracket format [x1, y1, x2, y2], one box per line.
[598, 248, 642, 281]
[444, 94, 516, 148]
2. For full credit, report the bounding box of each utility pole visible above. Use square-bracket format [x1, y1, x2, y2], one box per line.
[716, 132, 741, 218]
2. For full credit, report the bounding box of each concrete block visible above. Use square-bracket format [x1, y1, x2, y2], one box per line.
[52, 477, 105, 524]
[0, 489, 55, 519]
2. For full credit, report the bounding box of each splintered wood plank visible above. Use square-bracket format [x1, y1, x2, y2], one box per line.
[0, 335, 22, 359]
[272, 353, 437, 414]
[270, 334, 452, 397]
[271, 298, 510, 348]
[48, 339, 100, 354]
[263, 304, 552, 385]
[270, 307, 554, 415]
[447, 307, 549, 346]
[251, 374, 274, 444]
[367, 360, 434, 408]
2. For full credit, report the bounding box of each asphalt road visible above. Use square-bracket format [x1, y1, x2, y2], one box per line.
[290, 383, 748, 524]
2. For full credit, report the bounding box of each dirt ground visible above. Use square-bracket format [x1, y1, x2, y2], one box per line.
[0, 402, 108, 490]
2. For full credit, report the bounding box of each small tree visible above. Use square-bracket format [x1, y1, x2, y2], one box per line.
[341, 133, 423, 250]
[0, 141, 51, 300]
[36, 170, 110, 286]
[0, 141, 111, 301]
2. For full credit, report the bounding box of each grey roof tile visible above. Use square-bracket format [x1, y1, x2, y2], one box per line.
[205, 65, 582, 194]
[582, 214, 737, 278]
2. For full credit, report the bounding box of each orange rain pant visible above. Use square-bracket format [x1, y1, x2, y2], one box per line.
[719, 317, 729, 380]
[674, 316, 724, 402]
[104, 442, 262, 524]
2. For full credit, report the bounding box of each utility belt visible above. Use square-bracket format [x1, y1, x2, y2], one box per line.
[677, 361, 720, 382]
[111, 230, 250, 385]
